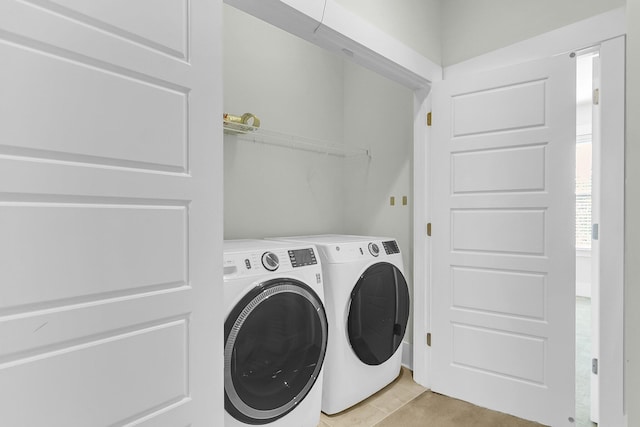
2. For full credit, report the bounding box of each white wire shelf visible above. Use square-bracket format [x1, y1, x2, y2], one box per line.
[223, 119, 259, 135]
[223, 120, 370, 158]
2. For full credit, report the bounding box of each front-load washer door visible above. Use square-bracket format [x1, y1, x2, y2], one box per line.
[224, 278, 328, 425]
[348, 262, 410, 365]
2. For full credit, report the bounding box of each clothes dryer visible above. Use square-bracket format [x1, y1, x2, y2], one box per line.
[270, 235, 410, 414]
[223, 240, 328, 426]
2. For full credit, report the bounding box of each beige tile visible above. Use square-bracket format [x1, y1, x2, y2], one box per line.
[319, 412, 334, 426]
[367, 376, 409, 413]
[319, 368, 426, 426]
[368, 392, 406, 414]
[390, 380, 427, 402]
[397, 368, 428, 396]
[396, 366, 414, 383]
[368, 368, 426, 414]
[397, 367, 427, 392]
[321, 402, 387, 427]
[375, 391, 545, 427]
[316, 420, 331, 427]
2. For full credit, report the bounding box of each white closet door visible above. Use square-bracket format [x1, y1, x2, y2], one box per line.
[431, 54, 576, 426]
[0, 1, 222, 425]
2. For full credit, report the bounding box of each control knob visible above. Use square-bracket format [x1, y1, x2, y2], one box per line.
[368, 242, 380, 257]
[261, 251, 280, 271]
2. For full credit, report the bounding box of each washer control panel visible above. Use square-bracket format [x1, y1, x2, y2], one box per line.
[288, 248, 317, 268]
[223, 242, 321, 280]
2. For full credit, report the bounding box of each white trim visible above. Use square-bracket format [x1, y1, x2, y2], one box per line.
[597, 35, 626, 427]
[444, 7, 626, 79]
[412, 88, 430, 387]
[223, 0, 324, 39]
[224, 0, 442, 89]
[317, 0, 441, 88]
[401, 340, 413, 370]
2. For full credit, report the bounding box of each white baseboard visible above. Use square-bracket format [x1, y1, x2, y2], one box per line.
[401, 340, 412, 370]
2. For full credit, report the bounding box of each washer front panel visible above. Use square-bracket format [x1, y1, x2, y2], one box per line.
[224, 279, 328, 425]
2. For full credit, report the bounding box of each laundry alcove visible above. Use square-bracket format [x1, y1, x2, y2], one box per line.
[222, 2, 417, 336]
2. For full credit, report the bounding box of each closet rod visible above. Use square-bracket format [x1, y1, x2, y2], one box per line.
[225, 126, 370, 158]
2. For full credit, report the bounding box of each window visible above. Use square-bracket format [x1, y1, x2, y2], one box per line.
[576, 52, 596, 250]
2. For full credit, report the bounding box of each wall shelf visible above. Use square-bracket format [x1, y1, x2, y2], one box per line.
[224, 120, 370, 158]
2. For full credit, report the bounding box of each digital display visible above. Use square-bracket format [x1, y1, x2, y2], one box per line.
[289, 248, 317, 267]
[382, 240, 400, 255]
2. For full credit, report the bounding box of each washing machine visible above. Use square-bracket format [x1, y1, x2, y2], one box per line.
[270, 235, 410, 414]
[223, 240, 328, 426]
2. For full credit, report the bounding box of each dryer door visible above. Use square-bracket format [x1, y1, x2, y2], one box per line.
[224, 279, 328, 425]
[348, 262, 410, 365]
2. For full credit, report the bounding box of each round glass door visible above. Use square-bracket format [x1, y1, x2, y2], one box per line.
[224, 279, 328, 425]
[347, 262, 410, 365]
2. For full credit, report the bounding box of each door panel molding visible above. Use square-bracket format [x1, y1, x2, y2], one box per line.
[431, 55, 576, 426]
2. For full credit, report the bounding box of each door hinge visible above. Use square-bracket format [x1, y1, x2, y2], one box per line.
[427, 112, 432, 126]
[592, 358, 599, 375]
[426, 332, 432, 347]
[592, 223, 599, 240]
[593, 88, 600, 105]
[426, 222, 432, 237]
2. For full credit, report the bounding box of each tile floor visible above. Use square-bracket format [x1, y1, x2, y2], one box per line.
[317, 367, 426, 427]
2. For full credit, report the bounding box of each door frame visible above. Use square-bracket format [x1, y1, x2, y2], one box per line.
[595, 35, 626, 426]
[220, 1, 626, 424]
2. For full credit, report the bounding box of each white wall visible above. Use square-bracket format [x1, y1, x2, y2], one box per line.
[626, 0, 640, 423]
[441, 0, 625, 66]
[342, 60, 415, 338]
[333, 0, 442, 65]
[224, 3, 415, 255]
[223, 5, 346, 238]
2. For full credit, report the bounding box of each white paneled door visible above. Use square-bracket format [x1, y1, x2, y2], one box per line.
[431, 55, 576, 426]
[0, 1, 223, 426]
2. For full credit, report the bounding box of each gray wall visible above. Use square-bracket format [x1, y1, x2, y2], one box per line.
[223, 4, 414, 279]
[626, 0, 639, 423]
[331, 0, 622, 67]
[334, 0, 442, 65]
[440, 0, 624, 66]
[342, 60, 415, 338]
[223, 5, 346, 239]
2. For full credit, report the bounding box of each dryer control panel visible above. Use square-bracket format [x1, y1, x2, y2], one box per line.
[382, 240, 400, 255]
[316, 239, 402, 264]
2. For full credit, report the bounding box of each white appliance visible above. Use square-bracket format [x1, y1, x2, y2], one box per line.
[270, 235, 410, 414]
[223, 240, 328, 427]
